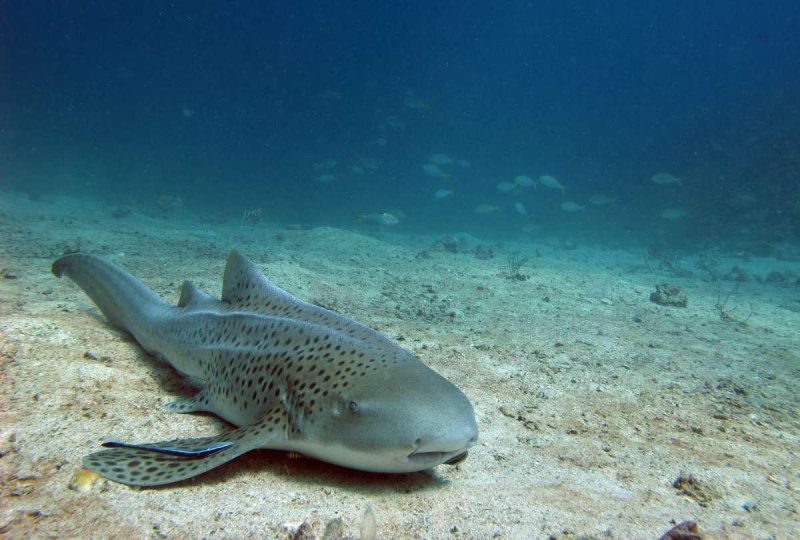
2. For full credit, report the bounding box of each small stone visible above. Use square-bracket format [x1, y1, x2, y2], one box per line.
[68, 468, 105, 492]
[742, 500, 757, 512]
[499, 406, 515, 418]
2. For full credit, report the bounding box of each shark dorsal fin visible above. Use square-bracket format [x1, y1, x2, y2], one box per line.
[221, 250, 393, 349]
[178, 280, 218, 309]
[221, 250, 298, 312]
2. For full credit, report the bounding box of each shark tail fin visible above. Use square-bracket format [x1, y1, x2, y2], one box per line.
[83, 432, 252, 486]
[52, 253, 168, 331]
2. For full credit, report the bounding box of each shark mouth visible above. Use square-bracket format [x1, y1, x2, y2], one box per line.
[406, 449, 469, 466]
[444, 451, 468, 465]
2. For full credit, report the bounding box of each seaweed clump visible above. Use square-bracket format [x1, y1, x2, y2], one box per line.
[673, 471, 715, 507]
[505, 252, 529, 281]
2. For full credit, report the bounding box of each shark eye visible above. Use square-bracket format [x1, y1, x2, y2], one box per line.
[348, 401, 359, 413]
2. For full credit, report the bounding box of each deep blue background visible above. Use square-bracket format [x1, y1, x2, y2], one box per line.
[2, 1, 799, 242]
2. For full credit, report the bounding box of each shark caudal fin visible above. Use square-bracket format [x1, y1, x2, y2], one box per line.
[52, 253, 169, 332]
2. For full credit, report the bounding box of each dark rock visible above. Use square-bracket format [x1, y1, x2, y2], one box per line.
[434, 235, 471, 254]
[474, 244, 494, 260]
[435, 235, 460, 253]
[765, 270, 792, 287]
[155, 195, 183, 219]
[658, 520, 702, 540]
[747, 242, 774, 257]
[111, 205, 132, 219]
[650, 283, 688, 307]
[725, 266, 749, 282]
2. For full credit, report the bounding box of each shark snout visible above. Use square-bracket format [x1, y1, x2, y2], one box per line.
[413, 426, 478, 454]
[406, 420, 478, 468]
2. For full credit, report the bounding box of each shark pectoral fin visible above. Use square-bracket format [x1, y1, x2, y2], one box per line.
[83, 408, 290, 486]
[83, 433, 253, 487]
[101, 440, 233, 457]
[163, 391, 210, 414]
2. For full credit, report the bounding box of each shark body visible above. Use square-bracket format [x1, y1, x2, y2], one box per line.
[52, 250, 477, 486]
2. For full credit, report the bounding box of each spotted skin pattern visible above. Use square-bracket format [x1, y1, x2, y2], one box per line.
[52, 250, 478, 486]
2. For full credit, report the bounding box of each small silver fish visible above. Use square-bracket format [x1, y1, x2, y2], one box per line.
[539, 175, 566, 195]
[496, 181, 517, 193]
[659, 207, 688, 220]
[514, 175, 536, 188]
[589, 194, 617, 205]
[651, 172, 682, 185]
[474, 204, 500, 215]
[429, 153, 454, 166]
[560, 201, 585, 212]
[422, 163, 450, 180]
[404, 95, 430, 109]
[358, 212, 400, 225]
[313, 158, 338, 171]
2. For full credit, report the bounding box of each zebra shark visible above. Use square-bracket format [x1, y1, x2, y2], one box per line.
[52, 250, 477, 486]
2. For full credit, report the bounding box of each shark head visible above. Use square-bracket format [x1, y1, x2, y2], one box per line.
[292, 349, 478, 473]
[217, 249, 479, 473]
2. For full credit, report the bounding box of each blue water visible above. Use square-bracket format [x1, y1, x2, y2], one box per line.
[3, 1, 799, 246]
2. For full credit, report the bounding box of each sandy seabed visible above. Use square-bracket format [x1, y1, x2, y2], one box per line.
[1, 192, 798, 539]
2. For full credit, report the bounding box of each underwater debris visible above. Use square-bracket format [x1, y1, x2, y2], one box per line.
[359, 505, 377, 540]
[673, 472, 716, 507]
[277, 510, 373, 540]
[649, 283, 688, 307]
[695, 253, 722, 281]
[505, 252, 529, 281]
[658, 520, 702, 540]
[241, 208, 263, 224]
[714, 283, 753, 324]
